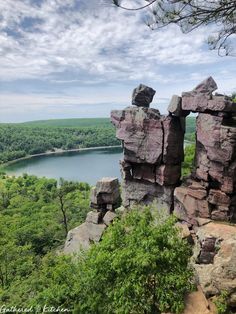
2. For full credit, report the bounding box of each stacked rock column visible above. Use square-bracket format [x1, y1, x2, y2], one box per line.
[174, 77, 236, 223]
[111, 84, 185, 212]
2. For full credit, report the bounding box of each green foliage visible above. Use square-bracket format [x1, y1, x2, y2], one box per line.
[21, 118, 111, 128]
[3, 253, 79, 309]
[75, 208, 194, 314]
[182, 144, 195, 177]
[213, 291, 230, 314]
[0, 174, 90, 303]
[0, 118, 120, 164]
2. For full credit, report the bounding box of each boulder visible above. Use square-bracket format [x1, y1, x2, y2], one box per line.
[64, 222, 106, 254]
[193, 222, 236, 306]
[132, 84, 156, 107]
[90, 177, 120, 207]
[86, 211, 102, 224]
[185, 76, 218, 96]
[182, 286, 217, 314]
[182, 77, 236, 113]
[103, 211, 117, 226]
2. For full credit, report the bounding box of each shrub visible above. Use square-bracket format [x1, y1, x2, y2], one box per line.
[75, 207, 194, 314]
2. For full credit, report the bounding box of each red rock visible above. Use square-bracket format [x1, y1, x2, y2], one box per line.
[211, 210, 229, 221]
[156, 164, 181, 186]
[111, 107, 163, 164]
[182, 94, 210, 112]
[132, 84, 156, 107]
[162, 115, 185, 165]
[132, 163, 156, 183]
[174, 186, 210, 219]
[168, 95, 190, 117]
[187, 187, 207, 200]
[208, 189, 230, 206]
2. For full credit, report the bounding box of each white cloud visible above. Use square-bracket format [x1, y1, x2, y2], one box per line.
[0, 0, 217, 82]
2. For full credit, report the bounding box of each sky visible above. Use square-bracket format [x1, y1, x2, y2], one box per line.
[0, 0, 235, 123]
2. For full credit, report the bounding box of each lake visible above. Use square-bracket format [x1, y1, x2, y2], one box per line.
[5, 147, 123, 185]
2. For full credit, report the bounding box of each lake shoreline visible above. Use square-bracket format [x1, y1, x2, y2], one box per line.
[2, 145, 122, 167]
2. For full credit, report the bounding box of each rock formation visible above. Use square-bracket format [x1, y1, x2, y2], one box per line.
[174, 77, 236, 223]
[110, 78, 236, 310]
[192, 221, 236, 307]
[64, 177, 119, 254]
[111, 105, 184, 211]
[132, 84, 156, 107]
[111, 78, 236, 223]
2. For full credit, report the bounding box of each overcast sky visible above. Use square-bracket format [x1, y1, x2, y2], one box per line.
[0, 0, 235, 122]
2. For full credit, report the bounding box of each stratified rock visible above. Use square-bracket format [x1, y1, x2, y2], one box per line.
[208, 190, 230, 206]
[174, 186, 210, 221]
[64, 222, 106, 254]
[189, 76, 218, 96]
[168, 95, 190, 117]
[183, 93, 236, 113]
[132, 84, 156, 107]
[162, 115, 185, 165]
[90, 177, 120, 208]
[132, 163, 156, 183]
[103, 211, 117, 226]
[122, 179, 174, 211]
[156, 164, 181, 186]
[195, 113, 236, 195]
[182, 77, 236, 113]
[111, 107, 163, 164]
[193, 222, 236, 306]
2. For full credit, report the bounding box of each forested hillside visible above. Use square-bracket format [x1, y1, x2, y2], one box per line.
[0, 117, 196, 164]
[0, 174, 91, 305]
[0, 118, 120, 164]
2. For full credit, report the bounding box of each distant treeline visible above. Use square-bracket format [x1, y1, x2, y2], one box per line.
[0, 117, 196, 164]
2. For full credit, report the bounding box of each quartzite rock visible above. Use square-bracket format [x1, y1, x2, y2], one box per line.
[111, 107, 163, 164]
[193, 222, 236, 306]
[162, 115, 185, 165]
[156, 164, 181, 186]
[90, 177, 120, 207]
[86, 211, 102, 224]
[185, 76, 218, 96]
[122, 179, 174, 211]
[174, 186, 210, 221]
[168, 94, 190, 117]
[64, 222, 106, 254]
[132, 84, 156, 107]
[103, 211, 117, 226]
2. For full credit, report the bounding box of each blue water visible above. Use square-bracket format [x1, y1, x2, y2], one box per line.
[5, 147, 123, 185]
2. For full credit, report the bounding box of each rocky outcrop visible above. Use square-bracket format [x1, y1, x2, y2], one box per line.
[111, 78, 236, 222]
[111, 101, 185, 211]
[174, 77, 236, 223]
[192, 222, 236, 307]
[132, 84, 156, 107]
[64, 177, 119, 254]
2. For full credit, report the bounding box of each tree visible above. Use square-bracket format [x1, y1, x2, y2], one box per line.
[56, 178, 80, 236]
[75, 207, 193, 314]
[111, 0, 236, 56]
